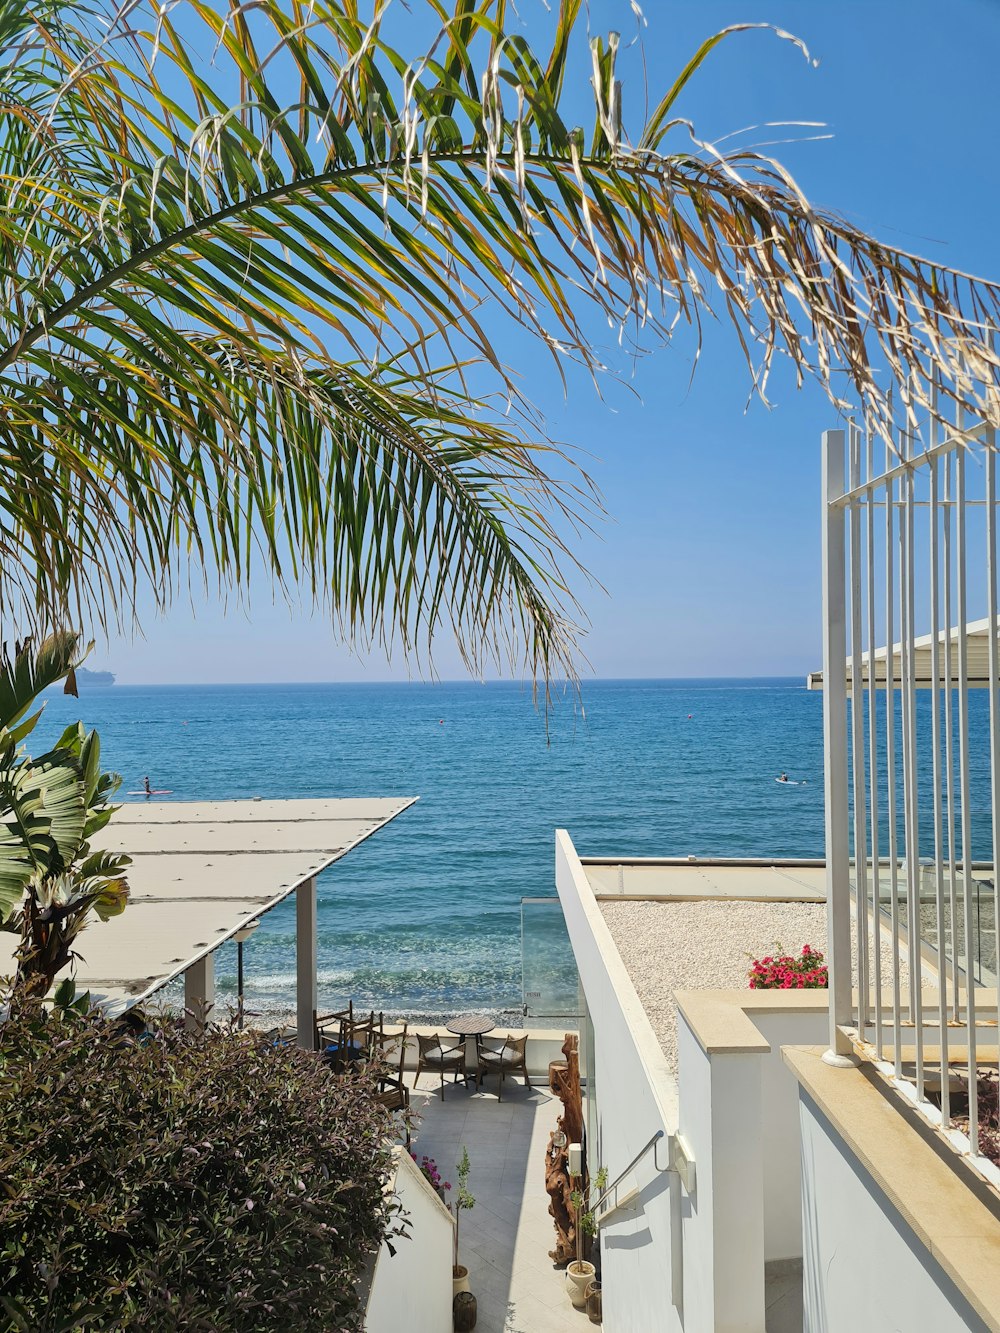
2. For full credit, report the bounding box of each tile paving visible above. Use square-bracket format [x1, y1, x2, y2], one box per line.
[406, 1068, 595, 1333]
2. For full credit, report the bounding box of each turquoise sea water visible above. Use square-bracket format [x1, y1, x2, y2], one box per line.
[33, 678, 828, 1018]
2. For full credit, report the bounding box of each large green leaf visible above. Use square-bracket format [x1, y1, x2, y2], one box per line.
[0, 754, 86, 919]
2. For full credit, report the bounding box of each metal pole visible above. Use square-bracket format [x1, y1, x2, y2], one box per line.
[237, 938, 245, 1030]
[929, 454, 950, 1129]
[849, 423, 870, 1036]
[822, 429, 855, 1062]
[886, 468, 903, 1079]
[956, 435, 979, 1153]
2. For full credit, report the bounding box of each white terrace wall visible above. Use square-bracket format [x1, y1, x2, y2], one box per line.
[798, 1091, 990, 1333]
[557, 831, 836, 1333]
[675, 998, 829, 1333]
[752, 1009, 831, 1261]
[556, 831, 683, 1333]
[366, 1146, 455, 1333]
[784, 1044, 1000, 1333]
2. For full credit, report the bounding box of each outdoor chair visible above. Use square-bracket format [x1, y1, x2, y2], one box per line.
[477, 1034, 531, 1101]
[316, 1005, 378, 1070]
[373, 1024, 411, 1146]
[414, 1031, 469, 1100]
[315, 1001, 353, 1051]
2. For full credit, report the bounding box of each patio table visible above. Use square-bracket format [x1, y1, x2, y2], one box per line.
[446, 1013, 496, 1072]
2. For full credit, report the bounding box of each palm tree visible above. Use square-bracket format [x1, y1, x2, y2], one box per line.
[2, 1, 998, 680]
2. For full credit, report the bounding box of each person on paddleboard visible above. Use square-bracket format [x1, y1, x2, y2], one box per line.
[143, 775, 151, 797]
[778, 772, 788, 783]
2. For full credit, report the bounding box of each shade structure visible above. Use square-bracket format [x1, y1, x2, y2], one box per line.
[0, 797, 415, 1008]
[807, 616, 999, 690]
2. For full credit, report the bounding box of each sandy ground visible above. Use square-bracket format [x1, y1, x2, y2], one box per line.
[601, 898, 917, 1076]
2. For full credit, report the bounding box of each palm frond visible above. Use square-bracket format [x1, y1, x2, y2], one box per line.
[1, 1, 998, 672]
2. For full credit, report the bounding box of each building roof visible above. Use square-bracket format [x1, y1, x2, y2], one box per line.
[807, 616, 998, 690]
[581, 857, 826, 902]
[2, 797, 416, 1008]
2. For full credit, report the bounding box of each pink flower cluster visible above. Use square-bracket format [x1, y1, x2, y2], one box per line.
[411, 1152, 451, 1193]
[749, 944, 828, 990]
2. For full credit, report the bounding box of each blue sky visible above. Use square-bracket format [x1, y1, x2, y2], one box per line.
[98, 0, 1000, 684]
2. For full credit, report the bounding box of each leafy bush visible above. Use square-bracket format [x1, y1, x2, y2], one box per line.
[0, 1003, 396, 1331]
[748, 944, 828, 990]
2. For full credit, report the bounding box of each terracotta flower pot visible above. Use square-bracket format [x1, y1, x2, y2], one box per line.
[564, 1260, 595, 1308]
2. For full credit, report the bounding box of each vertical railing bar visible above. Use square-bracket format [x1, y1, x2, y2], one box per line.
[985, 425, 1000, 1163]
[867, 428, 883, 1058]
[956, 429, 978, 1154]
[943, 442, 960, 1021]
[901, 421, 924, 1102]
[823, 429, 854, 1059]
[850, 423, 870, 1034]
[929, 451, 950, 1130]
[886, 461, 903, 1080]
[898, 440, 913, 1071]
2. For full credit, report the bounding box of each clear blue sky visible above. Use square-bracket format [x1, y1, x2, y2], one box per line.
[98, 0, 1000, 685]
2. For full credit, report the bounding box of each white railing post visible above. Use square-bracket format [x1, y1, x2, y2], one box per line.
[822, 429, 856, 1063]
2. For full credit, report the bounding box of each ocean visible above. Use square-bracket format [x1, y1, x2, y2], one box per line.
[38, 674, 997, 1022]
[33, 678, 828, 1021]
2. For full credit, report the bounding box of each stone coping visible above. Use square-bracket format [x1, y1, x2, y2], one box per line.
[783, 1044, 1000, 1333]
[675, 988, 1000, 1060]
[674, 990, 831, 1057]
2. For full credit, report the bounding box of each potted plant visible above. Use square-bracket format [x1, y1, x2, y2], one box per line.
[451, 1146, 475, 1296]
[411, 1152, 451, 1202]
[565, 1165, 607, 1308]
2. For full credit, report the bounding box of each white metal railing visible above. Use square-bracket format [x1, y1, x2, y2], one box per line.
[822, 403, 1000, 1181]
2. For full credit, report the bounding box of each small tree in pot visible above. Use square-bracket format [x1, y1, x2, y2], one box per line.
[451, 1147, 476, 1294]
[565, 1165, 607, 1308]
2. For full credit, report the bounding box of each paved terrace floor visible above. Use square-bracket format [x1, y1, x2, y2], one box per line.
[407, 1071, 593, 1333]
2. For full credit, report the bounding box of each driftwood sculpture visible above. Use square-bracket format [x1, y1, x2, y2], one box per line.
[545, 1032, 584, 1265]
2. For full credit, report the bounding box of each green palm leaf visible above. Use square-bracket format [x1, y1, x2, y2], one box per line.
[1, 0, 998, 675]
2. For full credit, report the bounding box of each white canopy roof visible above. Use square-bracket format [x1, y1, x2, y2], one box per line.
[1, 797, 415, 1007]
[807, 617, 998, 690]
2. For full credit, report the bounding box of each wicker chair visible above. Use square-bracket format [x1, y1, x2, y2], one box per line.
[373, 1024, 411, 1146]
[477, 1034, 531, 1101]
[414, 1031, 468, 1100]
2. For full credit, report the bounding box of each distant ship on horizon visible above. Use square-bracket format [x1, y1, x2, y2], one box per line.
[76, 667, 115, 687]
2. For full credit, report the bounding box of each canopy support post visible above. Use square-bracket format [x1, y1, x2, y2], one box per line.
[297, 876, 317, 1051]
[184, 952, 215, 1032]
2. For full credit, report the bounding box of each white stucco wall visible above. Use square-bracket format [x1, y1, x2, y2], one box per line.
[798, 1090, 990, 1333]
[556, 831, 683, 1333]
[557, 830, 836, 1333]
[366, 1147, 455, 1333]
[677, 1016, 765, 1333]
[752, 1010, 830, 1261]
